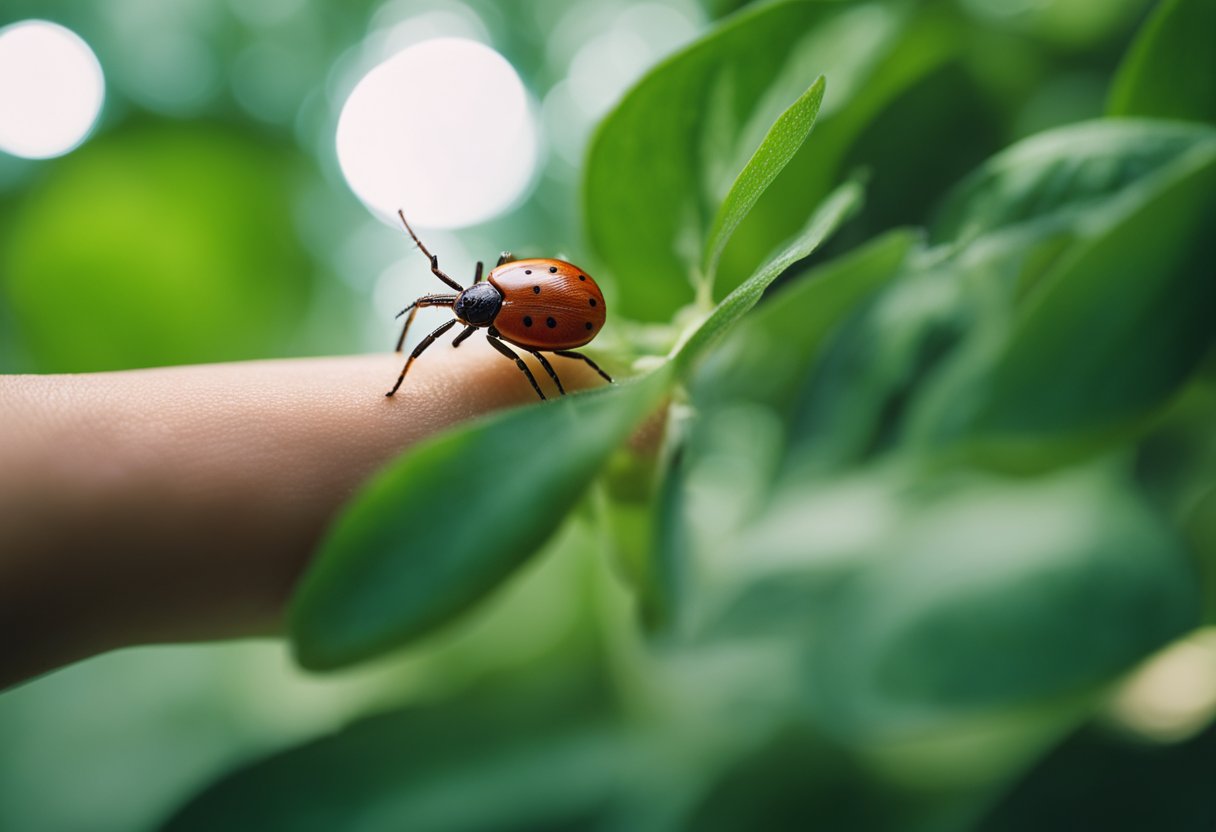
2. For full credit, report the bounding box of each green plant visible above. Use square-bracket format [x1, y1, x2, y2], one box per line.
[167, 1, 1216, 828]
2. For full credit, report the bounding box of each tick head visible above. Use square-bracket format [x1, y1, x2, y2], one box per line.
[454, 282, 502, 326]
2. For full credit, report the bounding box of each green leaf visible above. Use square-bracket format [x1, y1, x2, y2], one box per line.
[1108, 0, 1216, 124]
[702, 77, 826, 285]
[789, 121, 1216, 473]
[651, 187, 869, 619]
[658, 224, 914, 634]
[783, 120, 1216, 474]
[656, 421, 894, 640]
[930, 119, 1216, 245]
[810, 464, 1201, 739]
[782, 249, 982, 472]
[692, 227, 915, 413]
[584, 0, 860, 321]
[291, 369, 672, 671]
[672, 177, 865, 373]
[912, 133, 1216, 467]
[714, 4, 960, 298]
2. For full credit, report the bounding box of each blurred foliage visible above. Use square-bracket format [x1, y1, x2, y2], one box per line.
[167, 674, 657, 832]
[3, 123, 314, 371]
[4, 0, 1216, 831]
[1108, 0, 1216, 123]
[979, 718, 1216, 831]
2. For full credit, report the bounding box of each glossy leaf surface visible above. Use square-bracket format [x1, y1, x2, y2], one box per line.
[1108, 0, 1216, 124]
[291, 370, 671, 670]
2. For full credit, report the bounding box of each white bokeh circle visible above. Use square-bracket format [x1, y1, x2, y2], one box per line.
[0, 20, 105, 159]
[336, 37, 538, 229]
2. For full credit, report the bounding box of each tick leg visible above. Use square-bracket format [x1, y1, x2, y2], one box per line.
[553, 350, 613, 384]
[487, 336, 546, 400]
[398, 210, 463, 292]
[387, 318, 458, 397]
[394, 294, 456, 352]
[496, 251, 515, 266]
[395, 305, 419, 353]
[473, 261, 484, 284]
[527, 349, 566, 396]
[451, 324, 477, 349]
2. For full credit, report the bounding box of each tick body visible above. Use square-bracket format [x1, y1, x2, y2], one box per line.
[386, 211, 612, 399]
[489, 259, 606, 349]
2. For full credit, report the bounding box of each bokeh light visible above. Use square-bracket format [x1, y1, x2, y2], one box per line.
[335, 37, 537, 229]
[0, 20, 105, 159]
[1108, 628, 1216, 743]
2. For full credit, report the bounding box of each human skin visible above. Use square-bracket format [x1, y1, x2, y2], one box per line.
[0, 344, 602, 689]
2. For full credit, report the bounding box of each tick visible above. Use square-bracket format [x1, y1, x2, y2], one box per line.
[386, 211, 612, 399]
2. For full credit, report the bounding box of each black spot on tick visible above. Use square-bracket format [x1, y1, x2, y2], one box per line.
[546, 317, 557, 328]
[585, 322, 593, 330]
[578, 275, 586, 281]
[525, 269, 532, 275]
[549, 266, 558, 273]
[532, 285, 540, 294]
[588, 298, 597, 307]
[523, 316, 533, 327]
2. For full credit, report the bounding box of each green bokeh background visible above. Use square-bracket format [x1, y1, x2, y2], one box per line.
[2, 1, 1214, 830]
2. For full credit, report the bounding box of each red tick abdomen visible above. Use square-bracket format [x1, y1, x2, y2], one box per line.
[489, 259, 606, 350]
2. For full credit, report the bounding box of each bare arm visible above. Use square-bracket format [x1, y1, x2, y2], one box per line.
[0, 343, 601, 688]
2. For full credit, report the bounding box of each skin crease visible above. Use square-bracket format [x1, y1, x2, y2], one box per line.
[0, 343, 603, 689]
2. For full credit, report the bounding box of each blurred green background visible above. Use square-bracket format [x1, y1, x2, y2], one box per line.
[2, 0, 1215, 830]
